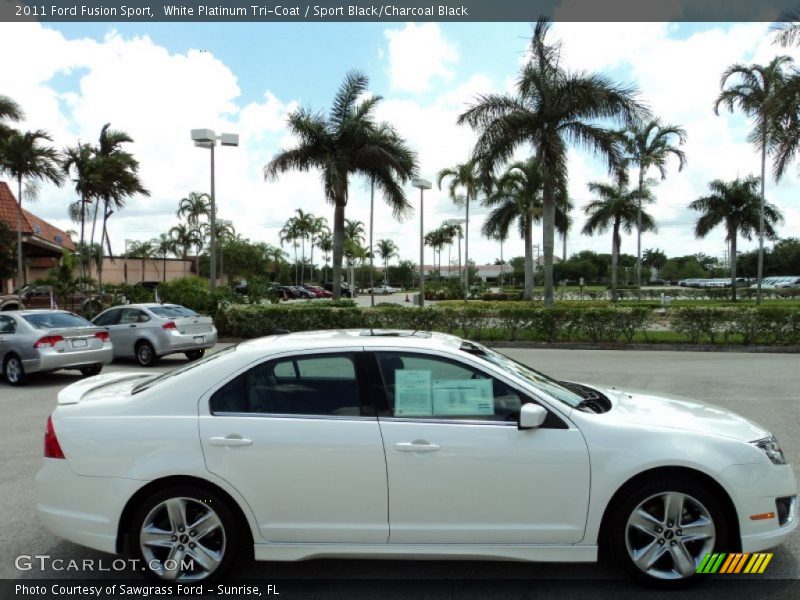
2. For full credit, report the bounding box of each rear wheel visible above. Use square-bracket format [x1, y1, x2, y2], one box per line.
[129, 485, 240, 582]
[79, 364, 103, 377]
[609, 478, 727, 587]
[3, 354, 25, 386]
[185, 349, 205, 361]
[135, 341, 158, 367]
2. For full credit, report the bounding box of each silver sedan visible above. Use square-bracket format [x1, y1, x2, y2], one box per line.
[0, 310, 113, 386]
[91, 303, 218, 366]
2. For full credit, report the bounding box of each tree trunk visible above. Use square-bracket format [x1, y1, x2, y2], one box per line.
[300, 237, 305, 285]
[79, 198, 87, 292]
[464, 194, 470, 301]
[331, 201, 345, 299]
[97, 200, 109, 303]
[756, 137, 766, 305]
[730, 226, 738, 303]
[523, 212, 534, 301]
[16, 175, 24, 294]
[636, 166, 644, 301]
[542, 179, 556, 307]
[369, 177, 375, 306]
[611, 220, 620, 302]
[309, 237, 315, 285]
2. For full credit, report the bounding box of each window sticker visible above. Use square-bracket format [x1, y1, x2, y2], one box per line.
[394, 370, 433, 416]
[432, 379, 494, 416]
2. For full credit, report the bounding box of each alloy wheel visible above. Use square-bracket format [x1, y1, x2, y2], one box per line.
[5, 357, 22, 384]
[625, 491, 716, 580]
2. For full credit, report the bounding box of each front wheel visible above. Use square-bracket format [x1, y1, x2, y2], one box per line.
[4, 355, 25, 386]
[129, 485, 240, 582]
[609, 478, 727, 587]
[185, 349, 205, 361]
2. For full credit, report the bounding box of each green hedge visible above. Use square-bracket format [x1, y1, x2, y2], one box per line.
[216, 304, 800, 346]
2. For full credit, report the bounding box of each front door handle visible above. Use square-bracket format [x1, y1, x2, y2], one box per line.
[128, 324, 137, 328]
[209, 435, 253, 447]
[395, 440, 440, 453]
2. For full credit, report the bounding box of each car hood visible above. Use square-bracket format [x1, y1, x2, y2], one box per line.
[596, 386, 769, 442]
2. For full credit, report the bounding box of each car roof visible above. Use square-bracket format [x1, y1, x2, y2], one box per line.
[235, 329, 464, 355]
[11, 309, 77, 316]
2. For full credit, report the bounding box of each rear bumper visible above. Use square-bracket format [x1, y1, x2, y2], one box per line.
[35, 459, 143, 555]
[157, 328, 218, 355]
[24, 345, 113, 373]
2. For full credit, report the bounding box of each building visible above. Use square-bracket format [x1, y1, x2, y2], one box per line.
[0, 181, 75, 293]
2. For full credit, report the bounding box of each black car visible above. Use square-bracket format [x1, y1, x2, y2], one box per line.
[322, 282, 354, 297]
[134, 281, 161, 291]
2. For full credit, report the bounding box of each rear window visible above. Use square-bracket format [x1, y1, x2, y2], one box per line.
[23, 312, 92, 329]
[149, 305, 198, 318]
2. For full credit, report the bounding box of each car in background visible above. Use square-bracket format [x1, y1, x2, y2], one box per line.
[366, 284, 400, 294]
[760, 276, 800, 289]
[323, 282, 354, 297]
[289, 286, 315, 299]
[0, 310, 112, 385]
[91, 303, 217, 366]
[36, 330, 797, 584]
[302, 285, 333, 298]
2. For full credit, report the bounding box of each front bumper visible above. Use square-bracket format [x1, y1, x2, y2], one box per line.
[157, 328, 218, 356]
[24, 344, 113, 374]
[35, 459, 144, 555]
[721, 463, 798, 552]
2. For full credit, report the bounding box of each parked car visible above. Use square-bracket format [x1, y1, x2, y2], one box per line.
[322, 282, 354, 297]
[366, 284, 400, 294]
[302, 285, 332, 298]
[289, 286, 315, 299]
[91, 303, 217, 366]
[0, 310, 112, 385]
[36, 330, 796, 584]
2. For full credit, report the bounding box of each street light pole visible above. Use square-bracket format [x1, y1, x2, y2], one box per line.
[124, 238, 132, 286]
[191, 129, 238, 294]
[413, 178, 432, 307]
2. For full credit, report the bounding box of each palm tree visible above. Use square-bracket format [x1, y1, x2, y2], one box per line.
[771, 9, 800, 47]
[93, 124, 149, 295]
[291, 208, 314, 284]
[262, 244, 287, 282]
[642, 248, 667, 281]
[0, 129, 64, 291]
[458, 17, 647, 307]
[344, 219, 366, 288]
[307, 214, 328, 284]
[169, 223, 199, 277]
[437, 159, 482, 298]
[0, 95, 22, 141]
[581, 179, 656, 301]
[714, 56, 793, 303]
[424, 227, 446, 277]
[376, 238, 398, 285]
[155, 233, 177, 282]
[127, 240, 156, 284]
[689, 177, 783, 301]
[202, 221, 235, 283]
[177, 191, 211, 275]
[62, 142, 100, 290]
[264, 70, 417, 299]
[619, 119, 687, 299]
[481, 157, 569, 300]
[317, 231, 333, 284]
[279, 217, 302, 285]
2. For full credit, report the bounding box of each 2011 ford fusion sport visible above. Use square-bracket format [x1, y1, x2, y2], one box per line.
[35, 330, 797, 585]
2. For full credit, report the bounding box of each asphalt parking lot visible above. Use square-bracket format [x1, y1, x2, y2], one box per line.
[1, 346, 798, 597]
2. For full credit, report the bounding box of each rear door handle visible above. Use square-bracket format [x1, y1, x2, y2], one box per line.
[129, 324, 137, 328]
[209, 435, 253, 447]
[395, 440, 440, 453]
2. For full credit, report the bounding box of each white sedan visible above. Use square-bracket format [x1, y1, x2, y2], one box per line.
[366, 284, 400, 294]
[36, 330, 797, 584]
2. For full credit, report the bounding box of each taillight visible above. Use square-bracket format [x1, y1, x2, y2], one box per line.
[162, 321, 177, 330]
[94, 331, 110, 342]
[44, 415, 65, 459]
[34, 335, 64, 348]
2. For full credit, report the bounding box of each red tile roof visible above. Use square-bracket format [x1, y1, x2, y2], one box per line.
[0, 181, 75, 251]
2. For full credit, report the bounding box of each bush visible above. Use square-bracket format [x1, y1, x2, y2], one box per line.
[157, 277, 215, 314]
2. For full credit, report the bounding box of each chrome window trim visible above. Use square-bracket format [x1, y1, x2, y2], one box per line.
[209, 411, 376, 421]
[378, 417, 517, 427]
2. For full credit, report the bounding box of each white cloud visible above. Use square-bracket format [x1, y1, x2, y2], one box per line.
[383, 23, 458, 94]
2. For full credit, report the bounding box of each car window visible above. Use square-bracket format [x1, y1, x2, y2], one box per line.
[22, 312, 92, 330]
[210, 353, 362, 417]
[120, 308, 148, 324]
[93, 308, 121, 326]
[0, 315, 15, 334]
[376, 352, 523, 422]
[149, 305, 198, 317]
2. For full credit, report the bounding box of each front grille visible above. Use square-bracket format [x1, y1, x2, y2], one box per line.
[776, 496, 797, 526]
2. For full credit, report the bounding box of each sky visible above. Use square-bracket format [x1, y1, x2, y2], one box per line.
[1, 19, 800, 268]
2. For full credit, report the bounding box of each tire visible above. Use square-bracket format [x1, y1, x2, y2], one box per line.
[185, 349, 205, 361]
[129, 485, 240, 582]
[609, 477, 728, 587]
[3, 354, 25, 386]
[135, 341, 158, 367]
[79, 364, 103, 377]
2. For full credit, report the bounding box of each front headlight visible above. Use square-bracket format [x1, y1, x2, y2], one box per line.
[752, 436, 786, 465]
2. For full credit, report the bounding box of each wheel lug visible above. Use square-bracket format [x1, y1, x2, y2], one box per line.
[670, 541, 677, 547]
[189, 542, 195, 549]
[171, 535, 177, 541]
[658, 538, 665, 545]
[178, 526, 184, 532]
[667, 521, 673, 527]
[177, 544, 184, 551]
[655, 526, 662, 533]
[676, 529, 683, 536]
[189, 530, 196, 537]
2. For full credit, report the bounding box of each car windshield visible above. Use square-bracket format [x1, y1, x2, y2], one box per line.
[132, 345, 235, 394]
[22, 312, 92, 330]
[148, 305, 198, 318]
[460, 341, 583, 408]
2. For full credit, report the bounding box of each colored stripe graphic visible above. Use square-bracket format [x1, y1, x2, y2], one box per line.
[697, 552, 772, 574]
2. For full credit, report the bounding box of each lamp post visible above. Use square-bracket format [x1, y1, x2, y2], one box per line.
[413, 178, 432, 307]
[190, 129, 239, 293]
[217, 219, 233, 286]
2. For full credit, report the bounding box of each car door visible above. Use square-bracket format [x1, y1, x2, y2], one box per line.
[0, 314, 15, 359]
[94, 308, 126, 355]
[114, 308, 148, 356]
[371, 349, 591, 545]
[198, 350, 389, 544]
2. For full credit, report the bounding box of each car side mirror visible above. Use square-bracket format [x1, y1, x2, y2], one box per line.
[518, 403, 547, 430]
